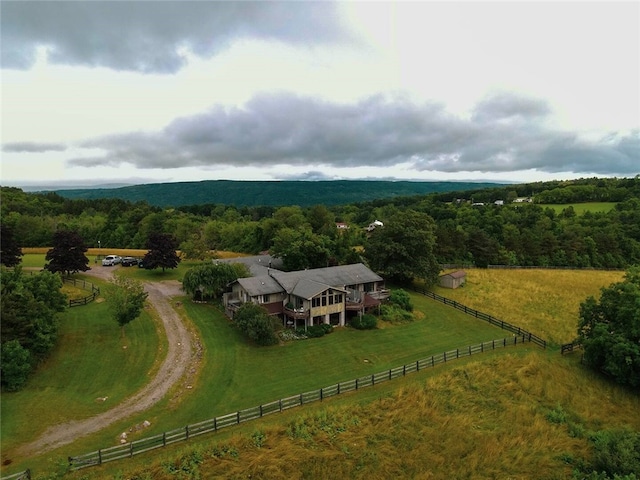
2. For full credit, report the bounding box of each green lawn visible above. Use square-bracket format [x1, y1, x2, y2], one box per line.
[538, 202, 617, 214]
[1, 289, 513, 475]
[0, 287, 162, 457]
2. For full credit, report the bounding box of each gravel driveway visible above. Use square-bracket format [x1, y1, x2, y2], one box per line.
[17, 265, 196, 456]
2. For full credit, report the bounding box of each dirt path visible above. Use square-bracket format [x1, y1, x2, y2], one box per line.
[17, 266, 195, 456]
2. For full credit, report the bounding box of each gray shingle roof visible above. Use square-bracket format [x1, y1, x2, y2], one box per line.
[237, 263, 382, 298]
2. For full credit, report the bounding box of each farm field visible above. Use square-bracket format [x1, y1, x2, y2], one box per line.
[428, 268, 624, 345]
[1, 260, 635, 478]
[537, 202, 617, 214]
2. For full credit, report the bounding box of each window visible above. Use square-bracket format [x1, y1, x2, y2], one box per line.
[262, 294, 270, 303]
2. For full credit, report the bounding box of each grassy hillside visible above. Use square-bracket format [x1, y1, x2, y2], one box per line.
[50, 180, 505, 207]
[1, 267, 635, 479]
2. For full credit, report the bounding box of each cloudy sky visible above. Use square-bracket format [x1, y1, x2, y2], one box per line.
[2, 1, 638, 188]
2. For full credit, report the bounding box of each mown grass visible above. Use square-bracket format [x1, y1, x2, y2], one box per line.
[427, 268, 624, 345]
[0, 277, 164, 465]
[63, 351, 640, 480]
[537, 202, 617, 214]
[1, 261, 630, 478]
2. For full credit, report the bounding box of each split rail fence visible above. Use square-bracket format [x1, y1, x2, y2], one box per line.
[63, 278, 100, 307]
[68, 334, 535, 470]
[0, 470, 30, 480]
[411, 287, 547, 349]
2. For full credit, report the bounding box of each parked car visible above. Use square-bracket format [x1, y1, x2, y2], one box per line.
[101, 255, 122, 266]
[121, 256, 138, 267]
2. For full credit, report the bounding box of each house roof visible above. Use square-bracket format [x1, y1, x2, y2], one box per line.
[236, 275, 283, 296]
[236, 263, 382, 298]
[441, 270, 466, 279]
[217, 254, 283, 277]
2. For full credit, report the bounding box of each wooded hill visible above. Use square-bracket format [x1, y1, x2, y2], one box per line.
[2, 176, 639, 269]
[46, 180, 504, 207]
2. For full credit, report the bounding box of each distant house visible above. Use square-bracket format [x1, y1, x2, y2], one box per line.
[223, 257, 390, 329]
[494, 200, 504, 206]
[336, 222, 349, 230]
[438, 270, 466, 289]
[366, 219, 384, 232]
[513, 197, 533, 203]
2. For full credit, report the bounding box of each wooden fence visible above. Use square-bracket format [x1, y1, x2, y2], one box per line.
[411, 287, 547, 349]
[68, 334, 532, 470]
[63, 278, 100, 307]
[0, 470, 30, 480]
[560, 342, 582, 355]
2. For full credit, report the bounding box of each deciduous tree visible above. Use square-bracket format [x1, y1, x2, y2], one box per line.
[0, 223, 23, 267]
[142, 232, 181, 272]
[106, 276, 149, 336]
[182, 262, 249, 301]
[364, 211, 440, 286]
[45, 229, 90, 275]
[578, 267, 640, 390]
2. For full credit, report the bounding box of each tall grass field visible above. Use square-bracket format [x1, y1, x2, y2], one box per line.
[1, 261, 636, 479]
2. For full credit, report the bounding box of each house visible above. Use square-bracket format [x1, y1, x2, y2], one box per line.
[336, 222, 349, 230]
[438, 270, 466, 289]
[494, 200, 504, 206]
[513, 197, 533, 203]
[366, 219, 384, 232]
[223, 257, 390, 329]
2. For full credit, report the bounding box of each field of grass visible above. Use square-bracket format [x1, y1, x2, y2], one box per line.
[537, 202, 617, 214]
[428, 268, 624, 345]
[1, 263, 634, 478]
[0, 278, 164, 466]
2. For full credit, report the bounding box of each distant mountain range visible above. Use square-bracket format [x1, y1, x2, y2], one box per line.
[47, 180, 507, 207]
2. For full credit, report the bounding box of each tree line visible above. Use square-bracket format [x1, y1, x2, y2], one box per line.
[2, 177, 640, 269]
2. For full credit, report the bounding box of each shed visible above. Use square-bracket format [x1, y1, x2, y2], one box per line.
[438, 270, 466, 289]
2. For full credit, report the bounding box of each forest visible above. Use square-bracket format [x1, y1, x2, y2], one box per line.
[1, 176, 640, 269]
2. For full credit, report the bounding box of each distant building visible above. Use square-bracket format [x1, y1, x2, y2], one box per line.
[494, 200, 504, 206]
[513, 197, 533, 203]
[438, 270, 467, 289]
[336, 222, 349, 229]
[366, 219, 384, 232]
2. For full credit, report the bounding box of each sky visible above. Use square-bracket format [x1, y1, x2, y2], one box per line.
[1, 1, 639, 189]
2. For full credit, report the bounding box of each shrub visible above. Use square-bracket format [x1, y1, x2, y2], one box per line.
[380, 304, 414, 323]
[590, 429, 640, 477]
[234, 303, 278, 346]
[1, 340, 32, 391]
[350, 313, 377, 330]
[306, 325, 326, 338]
[389, 289, 413, 311]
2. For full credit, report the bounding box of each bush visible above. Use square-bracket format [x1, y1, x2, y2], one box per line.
[350, 314, 377, 330]
[590, 429, 640, 477]
[306, 325, 327, 338]
[234, 303, 278, 346]
[380, 304, 414, 323]
[389, 289, 413, 311]
[1, 340, 32, 391]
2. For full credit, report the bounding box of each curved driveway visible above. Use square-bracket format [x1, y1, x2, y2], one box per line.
[18, 267, 193, 456]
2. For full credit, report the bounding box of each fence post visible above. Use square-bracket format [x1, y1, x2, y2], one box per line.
[444, 351, 447, 362]
[355, 378, 359, 390]
[416, 360, 420, 371]
[300, 393, 304, 405]
[456, 349, 459, 359]
[279, 399, 282, 412]
[372, 374, 375, 385]
[163, 432, 167, 446]
[186, 425, 190, 439]
[389, 369, 392, 380]
[260, 405, 263, 416]
[237, 412, 240, 424]
[431, 356, 434, 367]
[130, 441, 134, 457]
[320, 388, 323, 401]
[403, 365, 406, 376]
[98, 449, 102, 465]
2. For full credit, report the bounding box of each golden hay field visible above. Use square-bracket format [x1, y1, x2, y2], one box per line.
[432, 268, 624, 346]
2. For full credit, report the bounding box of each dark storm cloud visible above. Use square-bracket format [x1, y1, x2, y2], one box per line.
[2, 141, 67, 153]
[68, 92, 640, 176]
[1, 1, 350, 73]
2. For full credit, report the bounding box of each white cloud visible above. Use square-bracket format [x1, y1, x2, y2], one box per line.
[1, 1, 638, 187]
